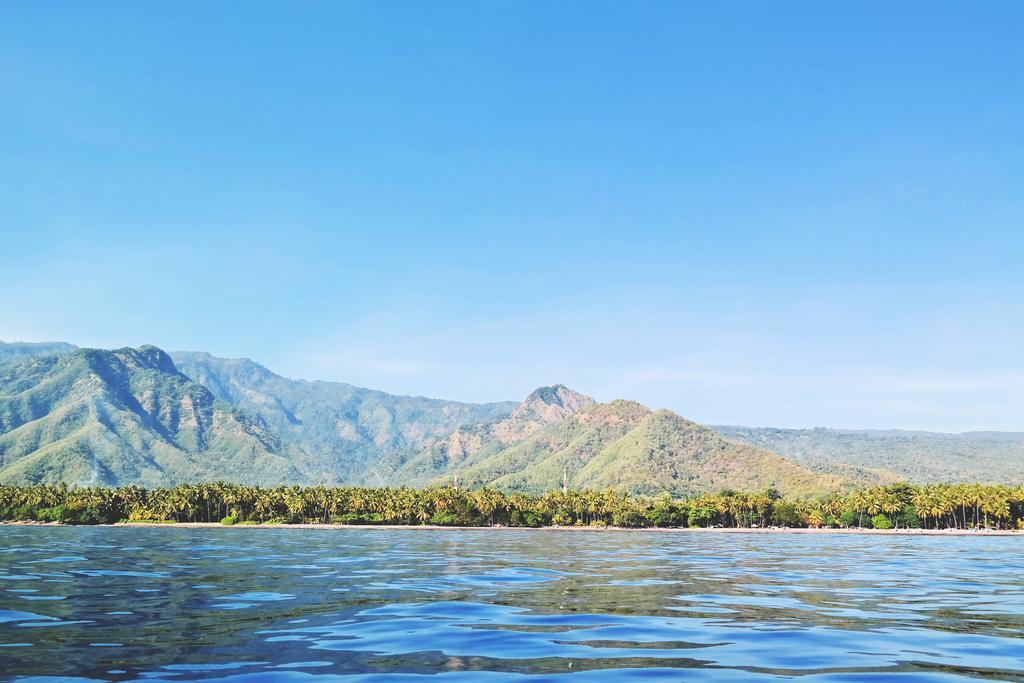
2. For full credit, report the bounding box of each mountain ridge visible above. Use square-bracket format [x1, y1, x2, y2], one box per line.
[713, 425, 1024, 485]
[168, 350, 517, 485]
[0, 346, 297, 486]
[2, 340, 1021, 491]
[0, 340, 78, 366]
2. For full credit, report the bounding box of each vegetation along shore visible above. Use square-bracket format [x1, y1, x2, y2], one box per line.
[2, 482, 1023, 531]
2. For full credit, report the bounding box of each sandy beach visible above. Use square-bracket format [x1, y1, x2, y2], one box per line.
[3, 521, 1020, 535]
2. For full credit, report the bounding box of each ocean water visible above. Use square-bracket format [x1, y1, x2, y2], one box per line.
[0, 527, 1022, 682]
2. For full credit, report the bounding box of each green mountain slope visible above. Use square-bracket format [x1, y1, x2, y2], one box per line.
[452, 400, 845, 496]
[0, 346, 297, 486]
[5, 340, 1019, 493]
[0, 341, 77, 366]
[169, 351, 517, 484]
[386, 384, 595, 485]
[713, 426, 1024, 485]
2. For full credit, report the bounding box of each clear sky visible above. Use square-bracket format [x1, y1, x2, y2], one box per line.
[2, 2, 1022, 431]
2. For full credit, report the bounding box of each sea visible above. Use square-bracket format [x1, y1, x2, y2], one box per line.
[1, 526, 1022, 682]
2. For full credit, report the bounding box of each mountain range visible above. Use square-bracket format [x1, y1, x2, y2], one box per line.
[0, 340, 1020, 493]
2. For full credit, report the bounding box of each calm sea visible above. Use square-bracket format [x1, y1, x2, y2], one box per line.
[1, 527, 1022, 682]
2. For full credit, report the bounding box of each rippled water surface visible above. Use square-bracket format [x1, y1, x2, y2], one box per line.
[1, 527, 1023, 682]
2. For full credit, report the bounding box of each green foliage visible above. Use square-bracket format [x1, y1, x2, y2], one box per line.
[899, 505, 922, 528]
[34, 506, 65, 522]
[611, 508, 647, 528]
[509, 510, 546, 527]
[336, 512, 384, 525]
[647, 498, 687, 527]
[1, 474, 1023, 532]
[550, 511, 572, 526]
[430, 511, 460, 526]
[523, 511, 546, 527]
[29, 503, 111, 524]
[688, 506, 717, 527]
[0, 504, 33, 521]
[871, 514, 893, 530]
[773, 503, 803, 527]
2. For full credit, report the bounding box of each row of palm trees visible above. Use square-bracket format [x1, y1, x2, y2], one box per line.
[805, 483, 1024, 530]
[1, 482, 1022, 529]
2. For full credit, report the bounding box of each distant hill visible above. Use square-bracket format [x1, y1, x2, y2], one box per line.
[450, 400, 844, 496]
[0, 341, 77, 365]
[712, 426, 1024, 485]
[0, 346, 296, 486]
[169, 351, 516, 485]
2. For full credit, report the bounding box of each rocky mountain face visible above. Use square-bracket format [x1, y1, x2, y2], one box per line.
[385, 384, 596, 485]
[0, 346, 296, 486]
[169, 351, 516, 485]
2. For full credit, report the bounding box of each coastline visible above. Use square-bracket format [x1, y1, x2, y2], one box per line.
[3, 521, 1021, 536]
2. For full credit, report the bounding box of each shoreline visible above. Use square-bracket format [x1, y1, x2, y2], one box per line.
[3, 521, 1021, 536]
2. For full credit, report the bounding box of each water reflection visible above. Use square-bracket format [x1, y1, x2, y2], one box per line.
[0, 527, 1022, 681]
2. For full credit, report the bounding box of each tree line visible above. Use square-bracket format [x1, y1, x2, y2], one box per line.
[1, 482, 1023, 530]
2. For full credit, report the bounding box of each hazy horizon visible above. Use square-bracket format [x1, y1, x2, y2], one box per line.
[3, 2, 1022, 432]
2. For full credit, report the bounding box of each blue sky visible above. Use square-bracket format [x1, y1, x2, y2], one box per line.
[2, 2, 1022, 431]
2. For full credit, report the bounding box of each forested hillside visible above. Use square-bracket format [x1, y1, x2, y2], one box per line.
[0, 346, 296, 486]
[714, 426, 1024, 485]
[170, 351, 516, 484]
[452, 400, 844, 496]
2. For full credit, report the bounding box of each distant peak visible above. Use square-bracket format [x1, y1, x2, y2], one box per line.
[169, 350, 281, 381]
[99, 345, 180, 375]
[507, 385, 595, 427]
[136, 345, 176, 369]
[523, 384, 593, 408]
